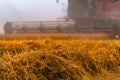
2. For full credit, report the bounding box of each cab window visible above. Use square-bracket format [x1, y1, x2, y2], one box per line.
[111, 0, 119, 2]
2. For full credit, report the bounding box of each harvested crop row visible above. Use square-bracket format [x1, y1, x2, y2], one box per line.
[0, 39, 120, 79]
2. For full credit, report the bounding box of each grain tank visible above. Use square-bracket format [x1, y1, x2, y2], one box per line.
[68, 0, 120, 33]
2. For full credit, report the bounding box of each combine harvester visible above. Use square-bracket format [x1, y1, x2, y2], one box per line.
[4, 0, 120, 35]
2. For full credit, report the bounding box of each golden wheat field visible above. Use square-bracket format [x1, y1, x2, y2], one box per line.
[0, 34, 120, 80]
